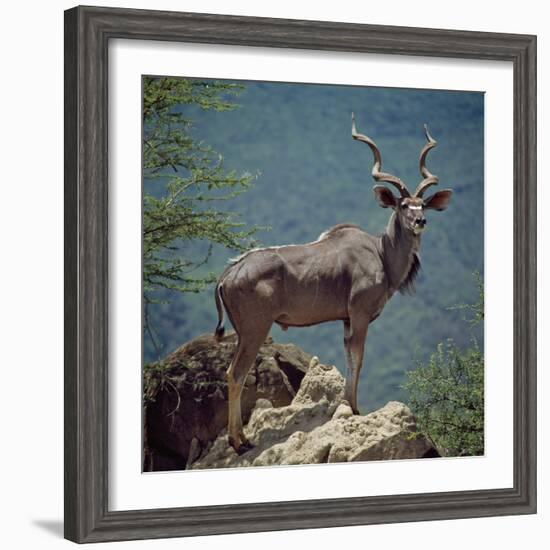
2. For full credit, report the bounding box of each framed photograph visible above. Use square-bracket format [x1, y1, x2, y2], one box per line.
[64, 5, 536, 543]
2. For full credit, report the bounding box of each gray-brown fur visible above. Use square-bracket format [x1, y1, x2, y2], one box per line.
[215, 115, 453, 453]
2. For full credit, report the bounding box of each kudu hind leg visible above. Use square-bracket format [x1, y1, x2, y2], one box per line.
[343, 319, 368, 414]
[227, 323, 271, 453]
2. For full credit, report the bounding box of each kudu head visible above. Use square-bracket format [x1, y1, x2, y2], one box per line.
[352, 113, 452, 236]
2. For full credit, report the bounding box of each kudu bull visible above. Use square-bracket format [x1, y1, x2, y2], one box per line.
[214, 114, 452, 452]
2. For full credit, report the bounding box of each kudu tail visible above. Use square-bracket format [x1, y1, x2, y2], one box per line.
[214, 282, 226, 342]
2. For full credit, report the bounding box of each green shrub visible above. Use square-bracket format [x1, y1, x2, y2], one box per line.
[403, 276, 484, 457]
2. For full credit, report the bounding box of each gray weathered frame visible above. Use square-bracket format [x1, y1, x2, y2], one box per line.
[64, 5, 537, 543]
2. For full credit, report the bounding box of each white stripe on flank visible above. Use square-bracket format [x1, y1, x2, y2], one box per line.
[228, 231, 333, 265]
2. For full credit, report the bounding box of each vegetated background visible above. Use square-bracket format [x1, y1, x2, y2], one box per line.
[144, 77, 484, 412]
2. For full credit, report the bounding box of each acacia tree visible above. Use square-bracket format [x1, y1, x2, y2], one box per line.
[143, 77, 259, 353]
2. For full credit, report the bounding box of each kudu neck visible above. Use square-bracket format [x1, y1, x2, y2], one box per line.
[381, 211, 421, 293]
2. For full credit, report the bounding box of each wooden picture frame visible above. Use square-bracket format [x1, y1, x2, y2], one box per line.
[64, 5, 537, 543]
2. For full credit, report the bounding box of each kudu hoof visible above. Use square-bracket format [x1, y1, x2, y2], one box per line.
[342, 398, 361, 416]
[228, 435, 253, 455]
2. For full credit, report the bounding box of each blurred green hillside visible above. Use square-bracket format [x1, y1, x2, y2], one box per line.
[144, 78, 484, 412]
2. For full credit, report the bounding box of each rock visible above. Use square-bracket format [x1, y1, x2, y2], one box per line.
[191, 358, 438, 469]
[332, 403, 354, 420]
[293, 356, 344, 408]
[143, 332, 311, 471]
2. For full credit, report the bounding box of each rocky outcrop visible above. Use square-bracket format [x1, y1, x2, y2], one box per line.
[191, 358, 438, 469]
[143, 333, 311, 471]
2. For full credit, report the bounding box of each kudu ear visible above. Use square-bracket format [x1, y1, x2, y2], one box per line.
[373, 185, 397, 209]
[423, 189, 453, 211]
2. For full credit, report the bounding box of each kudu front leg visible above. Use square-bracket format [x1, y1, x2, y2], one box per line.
[343, 319, 368, 414]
